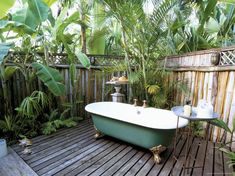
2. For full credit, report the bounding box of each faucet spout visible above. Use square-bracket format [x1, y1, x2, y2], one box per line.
[142, 100, 147, 108]
[133, 99, 138, 106]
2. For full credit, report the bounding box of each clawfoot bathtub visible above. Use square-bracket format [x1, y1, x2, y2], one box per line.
[85, 102, 188, 163]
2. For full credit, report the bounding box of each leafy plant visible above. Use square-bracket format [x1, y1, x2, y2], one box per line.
[32, 63, 66, 96]
[220, 147, 235, 167]
[0, 115, 20, 141]
[42, 108, 77, 135]
[0, 115, 18, 133]
[103, 0, 188, 107]
[16, 90, 50, 118]
[211, 117, 235, 168]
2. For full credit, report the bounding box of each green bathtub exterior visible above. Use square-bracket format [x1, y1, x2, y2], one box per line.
[92, 114, 175, 149]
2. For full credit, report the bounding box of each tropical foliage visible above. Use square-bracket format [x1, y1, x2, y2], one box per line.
[211, 117, 235, 168]
[42, 108, 77, 135]
[100, 0, 235, 107]
[0, 0, 90, 141]
[0, 0, 235, 143]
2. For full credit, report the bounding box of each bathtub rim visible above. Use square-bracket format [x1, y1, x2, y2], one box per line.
[85, 102, 188, 130]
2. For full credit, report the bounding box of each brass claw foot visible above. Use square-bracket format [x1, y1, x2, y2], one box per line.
[150, 145, 167, 164]
[94, 126, 103, 139]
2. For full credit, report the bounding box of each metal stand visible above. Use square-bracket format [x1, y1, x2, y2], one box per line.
[173, 116, 179, 161]
[201, 122, 210, 175]
[182, 121, 211, 176]
[171, 106, 218, 176]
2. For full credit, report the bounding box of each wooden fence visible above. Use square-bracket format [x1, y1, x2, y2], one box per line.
[0, 54, 126, 119]
[166, 46, 235, 148]
[0, 66, 114, 119]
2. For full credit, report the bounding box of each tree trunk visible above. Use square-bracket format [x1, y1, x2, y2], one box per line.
[81, 25, 86, 54]
[121, 27, 133, 103]
[1, 79, 11, 115]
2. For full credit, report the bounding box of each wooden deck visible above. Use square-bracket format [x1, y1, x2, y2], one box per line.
[8, 119, 233, 176]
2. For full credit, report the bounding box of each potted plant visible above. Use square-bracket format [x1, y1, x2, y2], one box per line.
[0, 139, 7, 158]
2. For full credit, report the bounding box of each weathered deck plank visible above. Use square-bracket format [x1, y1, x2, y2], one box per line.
[9, 119, 233, 176]
[124, 152, 151, 176]
[223, 146, 234, 175]
[158, 136, 186, 176]
[191, 139, 207, 176]
[113, 150, 145, 176]
[82, 145, 132, 176]
[102, 149, 138, 176]
[38, 139, 110, 175]
[15, 124, 93, 155]
[56, 143, 122, 176]
[214, 143, 225, 176]
[11, 119, 91, 150]
[30, 131, 95, 168]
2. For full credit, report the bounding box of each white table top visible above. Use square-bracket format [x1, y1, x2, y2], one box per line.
[171, 106, 219, 121]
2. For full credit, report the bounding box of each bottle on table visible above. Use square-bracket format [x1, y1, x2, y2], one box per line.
[184, 100, 192, 117]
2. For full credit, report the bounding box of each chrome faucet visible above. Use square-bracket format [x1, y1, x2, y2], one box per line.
[142, 100, 147, 108]
[133, 99, 138, 106]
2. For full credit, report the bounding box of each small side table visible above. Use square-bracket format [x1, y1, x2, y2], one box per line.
[171, 106, 219, 176]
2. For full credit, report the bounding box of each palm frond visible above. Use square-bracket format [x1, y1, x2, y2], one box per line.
[31, 91, 50, 108]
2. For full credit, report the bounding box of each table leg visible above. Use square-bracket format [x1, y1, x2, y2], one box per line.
[187, 121, 193, 174]
[183, 120, 191, 176]
[173, 116, 179, 161]
[201, 122, 210, 176]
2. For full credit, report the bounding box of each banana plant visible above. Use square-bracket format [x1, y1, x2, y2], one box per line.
[88, 2, 107, 55]
[55, 9, 90, 66]
[32, 63, 66, 96]
[52, 7, 91, 117]
[0, 0, 52, 38]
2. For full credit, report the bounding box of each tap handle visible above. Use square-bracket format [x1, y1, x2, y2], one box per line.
[133, 99, 138, 106]
[143, 100, 147, 108]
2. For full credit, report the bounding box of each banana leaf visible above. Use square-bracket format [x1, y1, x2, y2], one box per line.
[88, 28, 107, 54]
[0, 0, 15, 18]
[0, 43, 13, 64]
[11, 0, 49, 30]
[4, 66, 19, 81]
[27, 0, 49, 23]
[0, 20, 35, 35]
[75, 51, 91, 69]
[43, 0, 57, 6]
[32, 63, 65, 96]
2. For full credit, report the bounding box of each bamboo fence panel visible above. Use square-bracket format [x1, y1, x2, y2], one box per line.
[163, 47, 235, 147]
[171, 70, 235, 147]
[0, 67, 113, 119]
